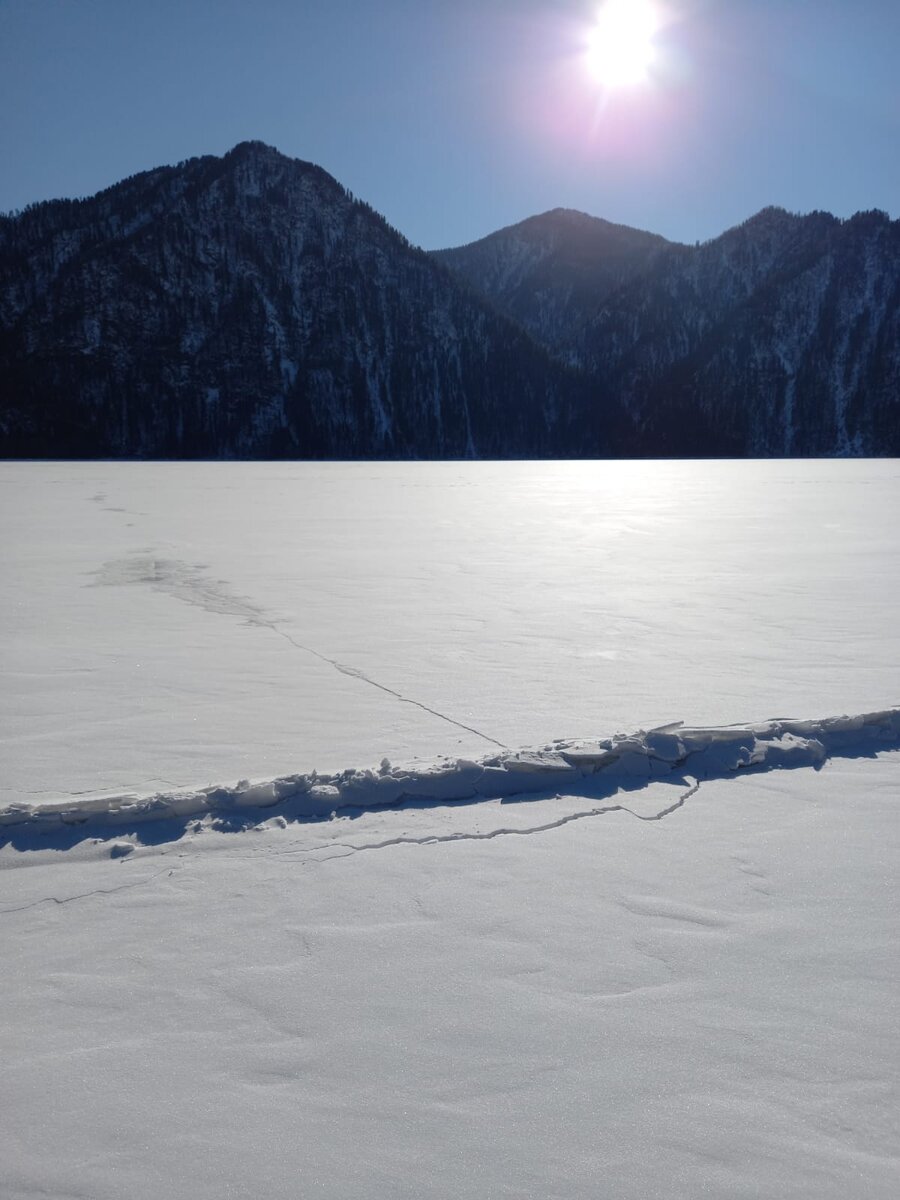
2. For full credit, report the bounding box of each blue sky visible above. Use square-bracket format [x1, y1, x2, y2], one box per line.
[1, 0, 897, 248]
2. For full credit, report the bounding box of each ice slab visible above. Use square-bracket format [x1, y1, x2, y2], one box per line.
[3, 706, 897, 838]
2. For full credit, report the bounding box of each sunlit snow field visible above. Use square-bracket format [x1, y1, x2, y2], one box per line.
[2, 459, 898, 801]
[2, 459, 899, 1200]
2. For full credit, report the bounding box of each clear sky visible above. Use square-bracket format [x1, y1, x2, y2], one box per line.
[1, 0, 897, 249]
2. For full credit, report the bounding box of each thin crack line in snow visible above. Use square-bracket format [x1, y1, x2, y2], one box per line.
[0, 867, 176, 915]
[306, 778, 701, 863]
[271, 627, 507, 749]
[94, 556, 508, 751]
[0, 778, 183, 798]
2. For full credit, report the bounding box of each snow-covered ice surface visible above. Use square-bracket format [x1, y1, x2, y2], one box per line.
[2, 460, 899, 1197]
[2, 752, 898, 1199]
[1, 459, 898, 804]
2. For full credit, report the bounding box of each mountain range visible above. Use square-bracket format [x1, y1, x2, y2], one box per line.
[1, 141, 897, 457]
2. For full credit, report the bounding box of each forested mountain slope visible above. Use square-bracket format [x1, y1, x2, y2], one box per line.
[432, 209, 668, 362]
[2, 142, 897, 458]
[436, 205, 900, 456]
[0, 143, 598, 458]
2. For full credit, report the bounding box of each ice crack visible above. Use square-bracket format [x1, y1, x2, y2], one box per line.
[0, 867, 175, 915]
[91, 554, 507, 750]
[311, 777, 702, 863]
[272, 628, 507, 748]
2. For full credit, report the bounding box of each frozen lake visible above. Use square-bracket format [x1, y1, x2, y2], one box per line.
[2, 459, 898, 1199]
[1, 459, 898, 804]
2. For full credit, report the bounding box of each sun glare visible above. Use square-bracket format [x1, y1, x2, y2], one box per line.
[586, 0, 661, 88]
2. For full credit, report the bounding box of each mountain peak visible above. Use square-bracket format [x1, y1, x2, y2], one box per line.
[528, 207, 665, 241]
[432, 207, 670, 352]
[0, 146, 589, 460]
[224, 140, 284, 164]
[733, 205, 838, 235]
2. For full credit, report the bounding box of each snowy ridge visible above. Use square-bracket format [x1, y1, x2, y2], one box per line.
[2, 708, 897, 837]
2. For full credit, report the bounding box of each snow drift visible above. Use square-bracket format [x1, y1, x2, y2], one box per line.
[2, 708, 897, 839]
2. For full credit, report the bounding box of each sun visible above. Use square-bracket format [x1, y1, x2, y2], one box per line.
[585, 0, 661, 89]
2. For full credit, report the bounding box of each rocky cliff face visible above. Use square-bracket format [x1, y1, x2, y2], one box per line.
[435, 205, 900, 456]
[0, 142, 598, 458]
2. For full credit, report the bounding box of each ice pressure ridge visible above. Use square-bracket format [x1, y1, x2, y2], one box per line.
[2, 708, 897, 836]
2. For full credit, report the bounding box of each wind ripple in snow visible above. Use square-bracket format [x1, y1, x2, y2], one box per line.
[1, 708, 897, 838]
